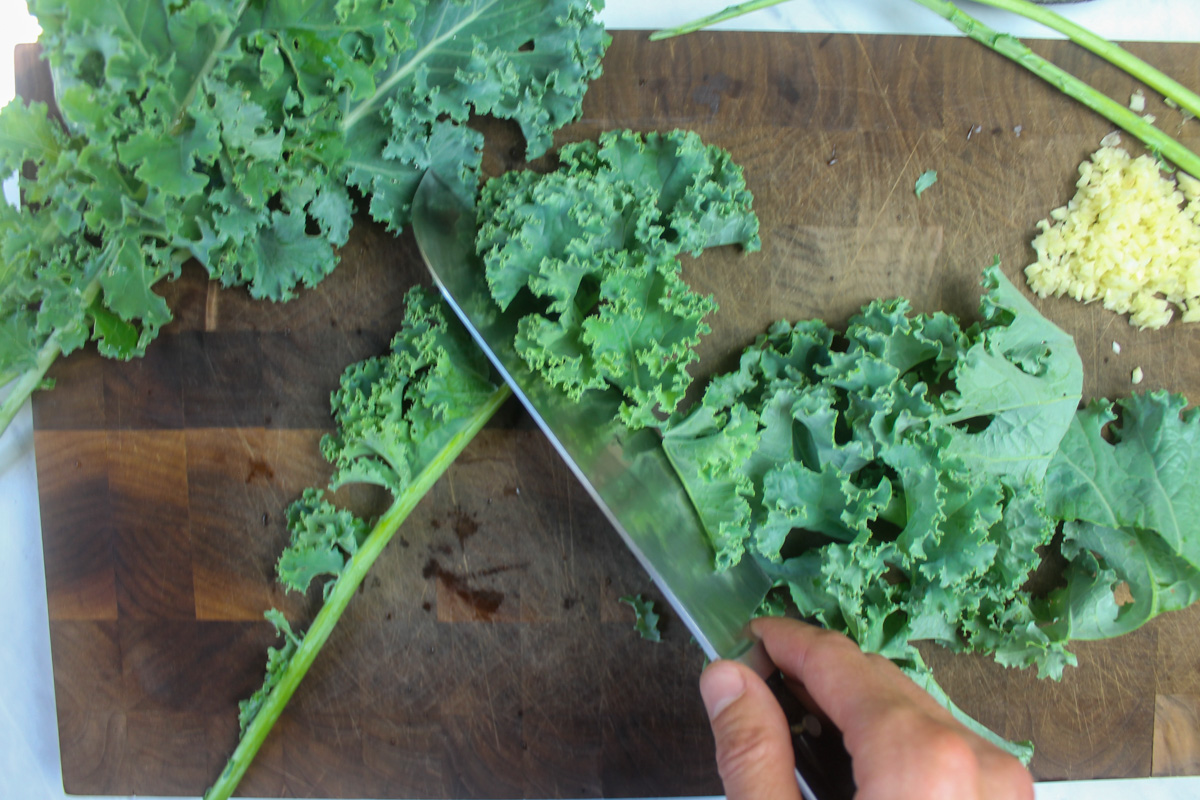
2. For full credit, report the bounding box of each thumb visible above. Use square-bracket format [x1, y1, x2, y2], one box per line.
[700, 660, 802, 800]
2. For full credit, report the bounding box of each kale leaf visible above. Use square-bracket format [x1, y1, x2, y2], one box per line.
[663, 265, 1084, 678]
[620, 594, 663, 642]
[0, 0, 609, 436]
[662, 258, 1200, 759]
[476, 128, 761, 428]
[1041, 392, 1200, 640]
[342, 0, 610, 231]
[216, 127, 761, 797]
[207, 287, 511, 800]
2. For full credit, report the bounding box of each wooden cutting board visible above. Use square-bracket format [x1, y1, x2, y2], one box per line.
[27, 29, 1200, 797]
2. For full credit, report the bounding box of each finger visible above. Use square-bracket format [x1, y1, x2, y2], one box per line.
[751, 618, 1034, 800]
[974, 746, 1036, 800]
[750, 617, 909, 745]
[852, 712, 1033, 800]
[750, 618, 950, 726]
[699, 659, 803, 800]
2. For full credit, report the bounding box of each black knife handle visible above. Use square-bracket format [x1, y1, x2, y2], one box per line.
[765, 670, 857, 800]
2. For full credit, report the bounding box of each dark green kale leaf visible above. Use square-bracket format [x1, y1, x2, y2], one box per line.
[33, 0, 384, 300]
[341, 0, 610, 231]
[476, 128, 761, 428]
[1, 0, 397, 435]
[663, 265, 1083, 681]
[656, 264, 1093, 763]
[213, 125, 756, 799]
[1, 0, 609, 438]
[1041, 392, 1200, 641]
[318, 284, 502, 494]
[933, 260, 1084, 486]
[276, 489, 370, 599]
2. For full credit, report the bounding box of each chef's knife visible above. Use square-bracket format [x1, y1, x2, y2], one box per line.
[411, 169, 855, 800]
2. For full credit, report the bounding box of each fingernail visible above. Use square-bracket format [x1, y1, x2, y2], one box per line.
[700, 661, 746, 720]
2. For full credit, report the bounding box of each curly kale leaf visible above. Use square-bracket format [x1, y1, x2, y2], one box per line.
[2, 0, 607, 438]
[934, 258, 1084, 485]
[619, 594, 663, 643]
[476, 128, 760, 428]
[662, 318, 835, 570]
[211, 287, 510, 800]
[33, 0, 382, 299]
[1, 0, 395, 434]
[277, 488, 371, 599]
[341, 0, 610, 231]
[214, 126, 754, 798]
[664, 266, 1083, 680]
[1041, 392, 1200, 641]
[663, 259, 1200, 759]
[236, 608, 301, 735]
[319, 284, 502, 495]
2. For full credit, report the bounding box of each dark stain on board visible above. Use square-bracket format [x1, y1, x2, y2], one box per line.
[422, 558, 505, 620]
[245, 458, 274, 484]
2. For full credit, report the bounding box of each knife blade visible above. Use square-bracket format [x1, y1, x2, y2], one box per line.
[411, 169, 855, 800]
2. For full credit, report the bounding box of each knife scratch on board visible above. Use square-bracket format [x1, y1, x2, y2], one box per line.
[1075, 680, 1095, 753]
[852, 32, 907, 140]
[481, 653, 503, 750]
[844, 131, 926, 276]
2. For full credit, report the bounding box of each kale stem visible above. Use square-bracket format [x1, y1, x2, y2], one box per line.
[649, 0, 791, 41]
[169, 0, 252, 136]
[202, 382, 511, 800]
[909, 0, 1200, 179]
[652, 0, 1200, 175]
[0, 275, 102, 438]
[0, 335, 62, 437]
[967, 0, 1200, 119]
[341, 5, 491, 132]
[900, 650, 1035, 764]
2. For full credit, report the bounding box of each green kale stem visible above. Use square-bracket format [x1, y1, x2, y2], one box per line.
[900, 650, 1034, 764]
[0, 340, 60, 435]
[202, 382, 511, 800]
[0, 275, 102, 438]
[169, 0, 251, 136]
[340, 7, 488, 131]
[911, 0, 1200, 178]
[651, 0, 1200, 178]
[647, 0, 789, 40]
[968, 0, 1200, 120]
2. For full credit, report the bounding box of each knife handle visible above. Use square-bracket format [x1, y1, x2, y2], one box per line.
[765, 669, 857, 800]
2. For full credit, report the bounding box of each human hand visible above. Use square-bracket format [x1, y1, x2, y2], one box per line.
[698, 617, 1034, 800]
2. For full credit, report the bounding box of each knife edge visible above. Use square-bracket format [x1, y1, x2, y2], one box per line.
[410, 169, 772, 663]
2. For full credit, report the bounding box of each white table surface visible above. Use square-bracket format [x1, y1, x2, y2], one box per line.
[3, 2, 1200, 798]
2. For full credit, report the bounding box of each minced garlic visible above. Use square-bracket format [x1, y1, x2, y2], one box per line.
[1024, 134, 1200, 330]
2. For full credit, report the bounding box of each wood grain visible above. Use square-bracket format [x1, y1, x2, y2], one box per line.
[28, 31, 1200, 795]
[1155, 694, 1200, 777]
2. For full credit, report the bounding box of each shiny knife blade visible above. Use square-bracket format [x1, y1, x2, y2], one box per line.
[411, 169, 855, 800]
[410, 169, 770, 664]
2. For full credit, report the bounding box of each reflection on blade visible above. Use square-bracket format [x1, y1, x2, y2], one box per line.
[411, 170, 771, 661]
